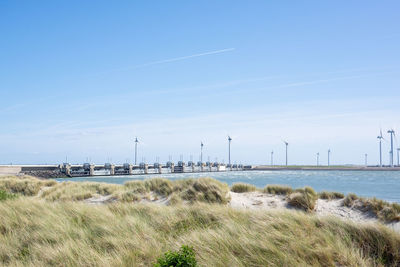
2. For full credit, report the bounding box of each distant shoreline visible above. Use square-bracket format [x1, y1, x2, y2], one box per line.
[251, 166, 400, 171]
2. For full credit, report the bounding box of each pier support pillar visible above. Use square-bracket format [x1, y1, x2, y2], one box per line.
[128, 164, 133, 175]
[89, 164, 95, 176]
[110, 164, 115, 175]
[62, 164, 71, 176]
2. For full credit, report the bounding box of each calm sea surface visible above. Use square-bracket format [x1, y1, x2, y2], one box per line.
[56, 170, 400, 203]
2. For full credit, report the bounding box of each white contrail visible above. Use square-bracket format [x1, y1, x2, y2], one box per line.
[98, 48, 235, 75]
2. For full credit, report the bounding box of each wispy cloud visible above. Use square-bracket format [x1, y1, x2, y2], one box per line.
[96, 48, 235, 75]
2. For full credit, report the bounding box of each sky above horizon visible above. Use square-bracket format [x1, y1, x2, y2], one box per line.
[1, 1, 400, 165]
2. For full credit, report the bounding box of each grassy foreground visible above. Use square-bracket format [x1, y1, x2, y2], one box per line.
[0, 176, 400, 266]
[0, 199, 400, 266]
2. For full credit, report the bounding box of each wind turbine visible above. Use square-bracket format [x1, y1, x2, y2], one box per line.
[328, 149, 331, 166]
[134, 137, 139, 165]
[397, 148, 400, 167]
[377, 130, 384, 167]
[283, 141, 288, 166]
[271, 151, 274, 166]
[388, 129, 395, 167]
[228, 136, 232, 166]
[200, 142, 204, 163]
[365, 153, 368, 166]
[316, 152, 319, 166]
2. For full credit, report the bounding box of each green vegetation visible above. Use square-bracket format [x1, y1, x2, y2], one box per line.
[318, 191, 345, 200]
[264, 184, 293, 195]
[0, 189, 16, 201]
[343, 193, 400, 222]
[230, 183, 257, 193]
[0, 199, 399, 266]
[0, 176, 399, 266]
[288, 187, 318, 212]
[155, 245, 197, 267]
[0, 176, 230, 205]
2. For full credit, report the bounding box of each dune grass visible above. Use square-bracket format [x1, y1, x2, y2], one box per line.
[343, 193, 400, 222]
[263, 184, 293, 195]
[230, 183, 257, 193]
[287, 187, 318, 212]
[0, 176, 230, 205]
[318, 191, 345, 200]
[0, 199, 399, 266]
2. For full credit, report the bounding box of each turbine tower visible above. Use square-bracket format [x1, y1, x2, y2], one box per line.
[200, 142, 204, 163]
[365, 153, 368, 166]
[316, 152, 319, 166]
[228, 136, 232, 166]
[377, 130, 383, 167]
[388, 129, 395, 167]
[271, 151, 274, 166]
[397, 148, 400, 166]
[283, 141, 288, 166]
[134, 137, 139, 165]
[328, 149, 331, 166]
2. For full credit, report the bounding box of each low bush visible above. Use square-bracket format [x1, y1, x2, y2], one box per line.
[264, 185, 293, 195]
[231, 183, 257, 193]
[318, 191, 344, 200]
[288, 186, 318, 212]
[155, 245, 197, 267]
[0, 189, 17, 201]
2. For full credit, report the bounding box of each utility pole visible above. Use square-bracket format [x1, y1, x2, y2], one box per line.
[317, 152, 319, 166]
[134, 137, 139, 165]
[271, 151, 274, 166]
[388, 130, 395, 167]
[377, 131, 383, 167]
[200, 142, 204, 163]
[228, 136, 232, 166]
[328, 149, 331, 167]
[284, 141, 288, 166]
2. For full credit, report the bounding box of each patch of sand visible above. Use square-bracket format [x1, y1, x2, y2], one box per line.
[229, 191, 400, 232]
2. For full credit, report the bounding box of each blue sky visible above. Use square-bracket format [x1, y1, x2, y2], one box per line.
[0, 1, 399, 165]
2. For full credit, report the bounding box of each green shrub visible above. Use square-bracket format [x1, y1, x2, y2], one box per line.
[155, 245, 197, 267]
[231, 183, 256, 193]
[319, 191, 344, 200]
[264, 185, 293, 195]
[0, 189, 17, 201]
[288, 187, 318, 212]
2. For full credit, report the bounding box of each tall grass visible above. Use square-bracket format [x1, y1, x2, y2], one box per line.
[230, 183, 257, 193]
[288, 187, 318, 211]
[318, 191, 344, 200]
[263, 184, 293, 195]
[0, 199, 399, 266]
[0, 176, 230, 205]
